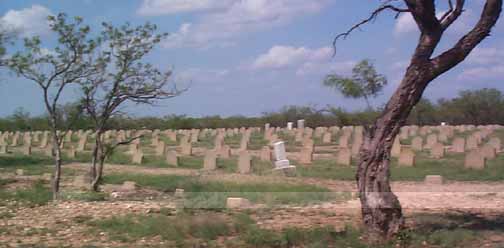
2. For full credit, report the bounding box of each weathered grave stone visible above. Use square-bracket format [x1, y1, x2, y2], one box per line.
[424, 175, 444, 184]
[398, 148, 415, 167]
[297, 119, 305, 129]
[203, 150, 217, 170]
[166, 150, 178, 166]
[338, 135, 349, 148]
[238, 151, 251, 174]
[155, 141, 166, 156]
[299, 146, 313, 164]
[425, 134, 438, 149]
[337, 148, 351, 166]
[226, 197, 251, 209]
[466, 136, 479, 150]
[132, 152, 143, 164]
[391, 137, 401, 158]
[180, 141, 192, 156]
[260, 146, 271, 161]
[488, 137, 501, 152]
[22, 145, 32, 156]
[67, 147, 76, 159]
[464, 150, 486, 169]
[479, 145, 496, 160]
[0, 145, 7, 154]
[121, 181, 138, 191]
[322, 132, 332, 144]
[430, 143, 445, 159]
[451, 137, 465, 153]
[411, 136, 423, 151]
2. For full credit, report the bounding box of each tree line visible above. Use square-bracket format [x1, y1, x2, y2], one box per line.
[1, 87, 503, 131]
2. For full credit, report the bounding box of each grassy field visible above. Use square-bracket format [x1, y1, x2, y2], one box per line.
[86, 210, 483, 248]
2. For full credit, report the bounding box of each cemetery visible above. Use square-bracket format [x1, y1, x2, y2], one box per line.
[1, 123, 504, 247]
[1, 0, 504, 247]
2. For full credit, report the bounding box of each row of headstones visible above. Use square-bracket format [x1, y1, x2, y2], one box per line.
[393, 129, 501, 169]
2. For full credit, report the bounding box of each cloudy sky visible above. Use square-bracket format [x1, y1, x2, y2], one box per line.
[0, 0, 503, 118]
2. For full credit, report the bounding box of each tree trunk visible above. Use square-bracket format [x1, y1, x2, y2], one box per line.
[357, 64, 432, 241]
[90, 131, 103, 191]
[51, 131, 63, 200]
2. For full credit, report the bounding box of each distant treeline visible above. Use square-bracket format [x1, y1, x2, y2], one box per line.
[1, 88, 503, 131]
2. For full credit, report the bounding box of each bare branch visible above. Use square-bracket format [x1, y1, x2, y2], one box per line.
[440, 0, 465, 30]
[332, 3, 410, 55]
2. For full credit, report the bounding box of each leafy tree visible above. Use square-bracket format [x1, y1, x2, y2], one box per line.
[79, 22, 181, 191]
[324, 59, 387, 109]
[5, 13, 98, 199]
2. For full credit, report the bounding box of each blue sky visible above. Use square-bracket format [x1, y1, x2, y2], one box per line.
[0, 0, 503, 118]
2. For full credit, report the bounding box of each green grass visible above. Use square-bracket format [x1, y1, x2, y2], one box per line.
[0, 180, 52, 207]
[103, 174, 337, 207]
[296, 152, 504, 181]
[0, 154, 53, 175]
[88, 213, 230, 243]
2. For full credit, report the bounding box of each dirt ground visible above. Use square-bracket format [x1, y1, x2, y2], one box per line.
[1, 163, 504, 247]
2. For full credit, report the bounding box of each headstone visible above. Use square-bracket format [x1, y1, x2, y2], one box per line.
[273, 141, 290, 168]
[299, 146, 313, 164]
[488, 137, 501, 152]
[203, 150, 217, 170]
[67, 147, 76, 159]
[259, 146, 271, 161]
[411, 137, 423, 151]
[451, 138, 465, 153]
[424, 175, 444, 184]
[337, 148, 351, 166]
[238, 151, 251, 174]
[425, 134, 438, 149]
[338, 135, 349, 148]
[0, 145, 8, 154]
[464, 150, 486, 169]
[121, 181, 137, 191]
[132, 152, 143, 164]
[430, 143, 445, 159]
[297, 119, 305, 129]
[166, 150, 178, 166]
[479, 145, 496, 160]
[155, 141, 166, 156]
[219, 145, 231, 159]
[466, 136, 479, 150]
[22, 145, 32, 156]
[226, 197, 250, 209]
[391, 137, 401, 158]
[398, 148, 415, 167]
[287, 122, 293, 130]
[322, 132, 332, 144]
[180, 141, 192, 156]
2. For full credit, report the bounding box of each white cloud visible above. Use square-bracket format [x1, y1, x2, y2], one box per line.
[161, 0, 331, 49]
[466, 47, 504, 65]
[252, 46, 332, 70]
[249, 45, 354, 76]
[137, 0, 233, 16]
[458, 65, 504, 80]
[1, 5, 52, 37]
[394, 13, 417, 35]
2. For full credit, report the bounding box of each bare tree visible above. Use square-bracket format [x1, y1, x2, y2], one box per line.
[334, 0, 502, 241]
[80, 22, 182, 191]
[6, 14, 98, 199]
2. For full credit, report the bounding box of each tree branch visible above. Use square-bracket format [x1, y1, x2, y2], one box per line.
[431, 0, 502, 76]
